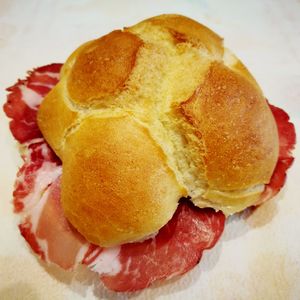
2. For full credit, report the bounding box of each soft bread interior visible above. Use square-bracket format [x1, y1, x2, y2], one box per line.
[37, 14, 279, 246]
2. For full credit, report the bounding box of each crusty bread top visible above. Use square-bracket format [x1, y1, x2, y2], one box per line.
[68, 30, 143, 105]
[181, 62, 277, 190]
[37, 14, 279, 246]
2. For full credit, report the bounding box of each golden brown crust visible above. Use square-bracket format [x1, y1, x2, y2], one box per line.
[67, 30, 143, 106]
[37, 84, 78, 156]
[181, 62, 279, 190]
[37, 14, 280, 245]
[61, 116, 182, 247]
[144, 14, 223, 57]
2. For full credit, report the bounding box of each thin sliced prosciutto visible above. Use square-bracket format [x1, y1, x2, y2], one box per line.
[3, 64, 295, 292]
[12, 138, 89, 269]
[99, 202, 225, 291]
[4, 66, 90, 269]
[3, 64, 62, 143]
[257, 104, 296, 204]
[13, 140, 60, 213]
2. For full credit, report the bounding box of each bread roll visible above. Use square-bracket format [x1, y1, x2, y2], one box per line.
[37, 14, 279, 247]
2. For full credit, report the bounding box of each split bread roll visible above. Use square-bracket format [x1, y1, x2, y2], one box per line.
[37, 14, 279, 247]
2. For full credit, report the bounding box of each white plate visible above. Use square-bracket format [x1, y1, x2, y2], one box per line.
[0, 1, 299, 299]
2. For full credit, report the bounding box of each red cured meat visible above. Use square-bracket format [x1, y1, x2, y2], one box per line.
[100, 201, 225, 292]
[13, 141, 60, 213]
[258, 104, 296, 204]
[3, 65, 91, 270]
[3, 63, 62, 143]
[4, 84, 41, 143]
[82, 244, 103, 265]
[34, 63, 62, 74]
[11, 140, 88, 270]
[35, 178, 88, 269]
[19, 218, 46, 261]
[12, 140, 90, 269]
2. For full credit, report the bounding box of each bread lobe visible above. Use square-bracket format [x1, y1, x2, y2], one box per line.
[37, 83, 78, 157]
[67, 30, 143, 106]
[62, 116, 182, 247]
[145, 14, 223, 58]
[181, 62, 279, 190]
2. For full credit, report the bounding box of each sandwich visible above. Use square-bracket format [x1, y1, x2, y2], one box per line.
[3, 14, 295, 292]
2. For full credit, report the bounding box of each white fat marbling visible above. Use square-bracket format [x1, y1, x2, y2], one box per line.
[19, 85, 43, 109]
[21, 162, 62, 213]
[75, 243, 90, 264]
[88, 247, 121, 276]
[36, 71, 60, 79]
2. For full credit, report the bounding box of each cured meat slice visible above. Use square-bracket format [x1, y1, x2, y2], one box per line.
[3, 63, 62, 143]
[14, 139, 90, 269]
[13, 140, 61, 213]
[258, 104, 296, 204]
[34, 177, 89, 269]
[18, 173, 90, 269]
[3, 65, 91, 269]
[3, 65, 92, 270]
[98, 201, 225, 292]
